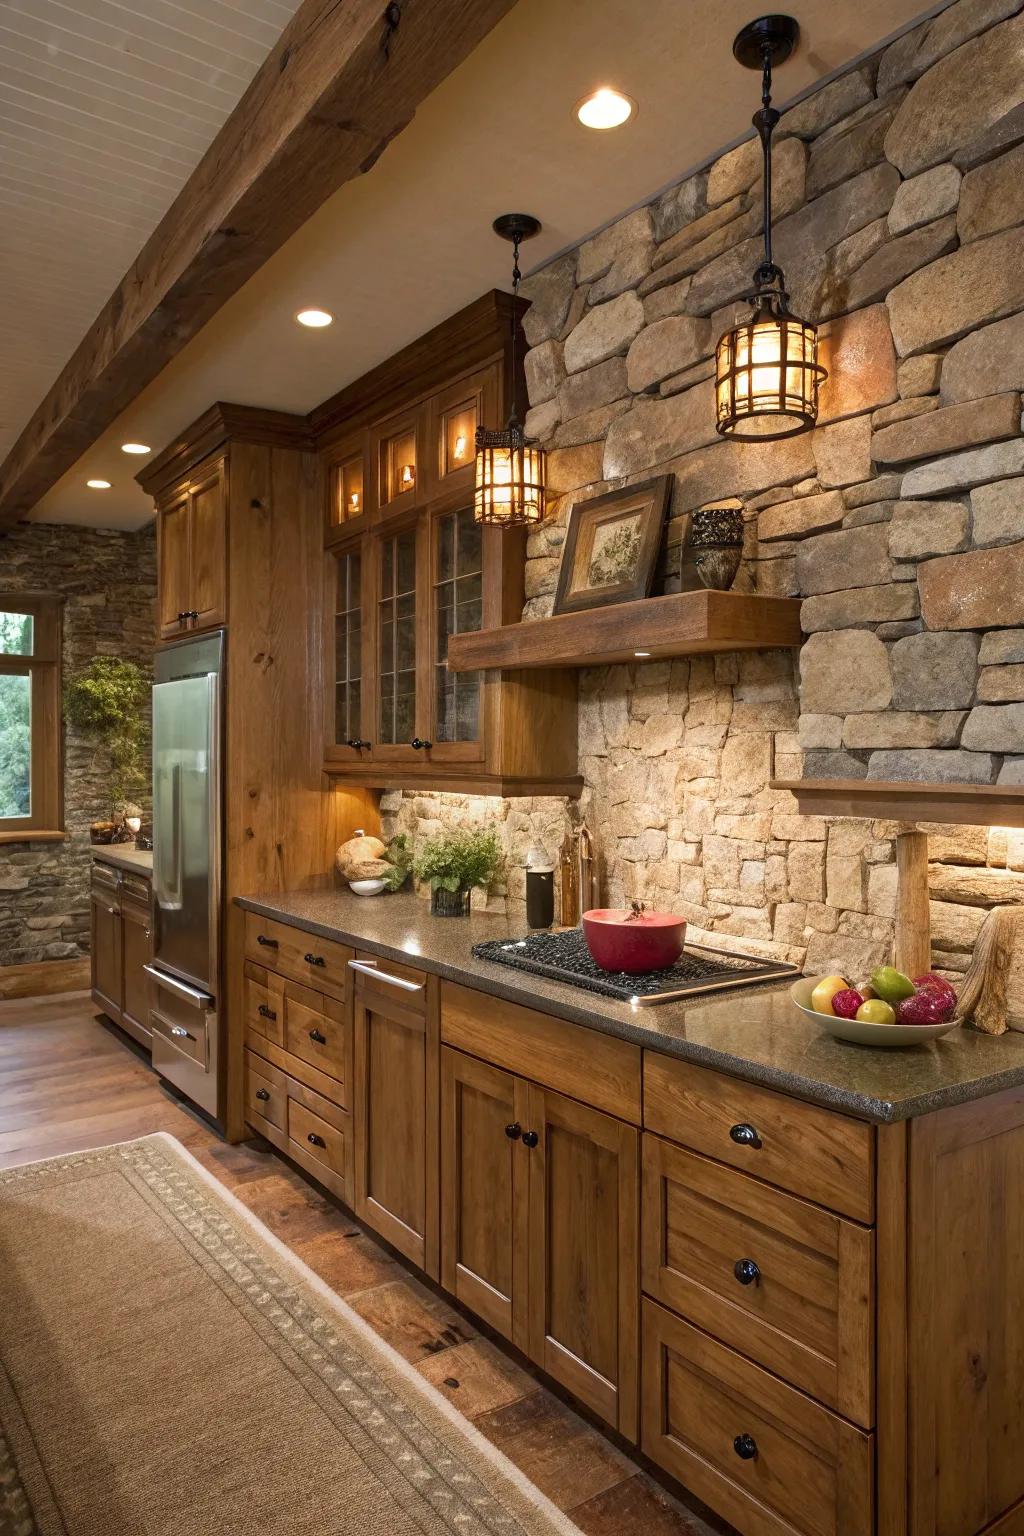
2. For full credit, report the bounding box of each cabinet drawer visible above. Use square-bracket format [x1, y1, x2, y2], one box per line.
[150, 1006, 208, 1069]
[243, 961, 285, 1048]
[441, 981, 641, 1124]
[244, 911, 353, 997]
[352, 950, 429, 1018]
[284, 985, 348, 1095]
[91, 861, 120, 894]
[120, 872, 151, 904]
[644, 1057, 874, 1223]
[245, 1050, 286, 1131]
[289, 1100, 349, 1185]
[642, 1135, 873, 1426]
[642, 1300, 873, 1536]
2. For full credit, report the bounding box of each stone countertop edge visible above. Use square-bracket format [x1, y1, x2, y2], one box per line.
[92, 846, 154, 875]
[235, 891, 1024, 1126]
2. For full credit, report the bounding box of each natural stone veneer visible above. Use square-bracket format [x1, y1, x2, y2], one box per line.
[384, 0, 1024, 989]
[0, 523, 156, 966]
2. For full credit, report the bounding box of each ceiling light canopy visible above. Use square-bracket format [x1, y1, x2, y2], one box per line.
[715, 16, 826, 441]
[296, 308, 333, 328]
[576, 87, 635, 130]
[86, 478, 111, 489]
[474, 214, 547, 528]
[120, 442, 150, 455]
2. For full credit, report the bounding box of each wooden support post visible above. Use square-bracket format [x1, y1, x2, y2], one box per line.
[894, 827, 930, 977]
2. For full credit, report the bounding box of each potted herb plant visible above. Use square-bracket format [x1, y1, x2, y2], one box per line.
[64, 657, 149, 842]
[413, 826, 502, 916]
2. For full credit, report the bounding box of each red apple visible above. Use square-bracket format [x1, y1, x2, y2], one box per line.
[831, 988, 864, 1020]
[913, 973, 957, 1005]
[896, 991, 950, 1026]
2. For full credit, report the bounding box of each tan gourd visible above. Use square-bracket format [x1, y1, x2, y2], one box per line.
[335, 829, 388, 880]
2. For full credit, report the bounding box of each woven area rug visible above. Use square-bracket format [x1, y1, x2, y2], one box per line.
[0, 1133, 581, 1536]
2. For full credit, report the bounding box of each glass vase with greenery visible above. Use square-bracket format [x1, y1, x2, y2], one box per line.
[65, 657, 149, 836]
[413, 826, 502, 916]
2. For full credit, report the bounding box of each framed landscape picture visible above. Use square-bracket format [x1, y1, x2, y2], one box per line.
[553, 475, 672, 616]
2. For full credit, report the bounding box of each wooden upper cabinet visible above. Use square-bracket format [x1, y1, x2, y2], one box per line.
[154, 453, 227, 640]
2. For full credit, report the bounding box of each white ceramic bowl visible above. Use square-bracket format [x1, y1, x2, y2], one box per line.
[349, 878, 387, 896]
[791, 976, 959, 1048]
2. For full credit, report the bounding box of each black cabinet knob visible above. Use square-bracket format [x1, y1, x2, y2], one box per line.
[729, 1122, 763, 1149]
[734, 1258, 761, 1287]
[255, 1088, 270, 1102]
[522, 1130, 539, 1148]
[257, 1004, 277, 1021]
[304, 952, 326, 967]
[347, 738, 370, 750]
[308, 1027, 327, 1044]
[256, 934, 278, 948]
[410, 737, 432, 750]
[505, 1122, 522, 1140]
[733, 1434, 758, 1461]
[307, 1132, 326, 1148]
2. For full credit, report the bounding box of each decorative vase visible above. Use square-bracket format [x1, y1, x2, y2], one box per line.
[689, 505, 745, 591]
[89, 821, 116, 845]
[431, 886, 471, 917]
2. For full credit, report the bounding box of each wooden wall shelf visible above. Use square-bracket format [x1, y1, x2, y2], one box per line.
[772, 779, 1024, 829]
[446, 591, 802, 673]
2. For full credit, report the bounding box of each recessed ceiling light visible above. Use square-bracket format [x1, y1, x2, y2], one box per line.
[121, 442, 150, 455]
[576, 88, 635, 130]
[296, 308, 333, 328]
[634, 649, 651, 658]
[86, 478, 111, 489]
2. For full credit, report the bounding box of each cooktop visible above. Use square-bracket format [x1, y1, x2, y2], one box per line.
[472, 927, 799, 1006]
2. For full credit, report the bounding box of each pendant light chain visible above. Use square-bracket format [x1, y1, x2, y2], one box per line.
[508, 231, 523, 429]
[754, 43, 781, 288]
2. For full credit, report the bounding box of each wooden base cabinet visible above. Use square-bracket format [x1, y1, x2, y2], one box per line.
[352, 957, 439, 1279]
[90, 861, 153, 1048]
[441, 1045, 639, 1441]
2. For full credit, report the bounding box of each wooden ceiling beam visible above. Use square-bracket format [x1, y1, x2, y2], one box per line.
[0, 0, 518, 526]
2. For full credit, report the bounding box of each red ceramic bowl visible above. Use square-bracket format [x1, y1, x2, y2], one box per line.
[582, 908, 687, 974]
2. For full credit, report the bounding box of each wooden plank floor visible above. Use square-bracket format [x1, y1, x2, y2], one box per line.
[0, 993, 732, 1536]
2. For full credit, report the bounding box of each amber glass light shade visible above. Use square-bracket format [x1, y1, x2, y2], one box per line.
[474, 425, 546, 526]
[716, 303, 826, 440]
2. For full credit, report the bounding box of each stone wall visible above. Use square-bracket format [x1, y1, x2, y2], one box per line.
[383, 0, 1024, 986]
[0, 523, 156, 967]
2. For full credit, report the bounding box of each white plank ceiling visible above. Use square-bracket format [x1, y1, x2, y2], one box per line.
[0, 0, 304, 462]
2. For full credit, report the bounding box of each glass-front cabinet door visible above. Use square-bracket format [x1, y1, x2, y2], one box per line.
[374, 522, 424, 759]
[333, 546, 364, 758]
[430, 505, 483, 761]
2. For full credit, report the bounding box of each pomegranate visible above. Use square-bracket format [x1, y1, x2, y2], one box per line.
[831, 988, 864, 1020]
[896, 991, 950, 1027]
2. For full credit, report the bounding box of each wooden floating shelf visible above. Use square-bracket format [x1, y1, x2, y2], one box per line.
[772, 778, 1024, 829]
[446, 591, 803, 672]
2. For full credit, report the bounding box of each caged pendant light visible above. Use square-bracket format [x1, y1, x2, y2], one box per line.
[715, 16, 827, 441]
[474, 214, 547, 526]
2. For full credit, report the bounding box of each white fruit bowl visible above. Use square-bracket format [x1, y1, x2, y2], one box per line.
[349, 878, 387, 896]
[791, 977, 959, 1048]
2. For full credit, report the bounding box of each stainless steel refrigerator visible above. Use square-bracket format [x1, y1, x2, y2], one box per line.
[145, 631, 224, 1119]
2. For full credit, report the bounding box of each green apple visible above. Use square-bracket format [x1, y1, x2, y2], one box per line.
[856, 998, 896, 1025]
[870, 966, 916, 1005]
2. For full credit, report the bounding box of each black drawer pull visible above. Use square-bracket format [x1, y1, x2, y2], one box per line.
[729, 1122, 762, 1149]
[258, 1004, 277, 1021]
[410, 737, 432, 750]
[347, 738, 371, 750]
[255, 1088, 270, 1102]
[733, 1434, 758, 1461]
[505, 1122, 522, 1141]
[307, 1132, 326, 1148]
[304, 952, 326, 967]
[309, 1027, 327, 1044]
[522, 1130, 539, 1149]
[734, 1258, 761, 1287]
[256, 934, 278, 948]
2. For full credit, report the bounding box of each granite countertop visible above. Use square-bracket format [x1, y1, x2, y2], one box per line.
[235, 888, 1024, 1124]
[92, 846, 154, 876]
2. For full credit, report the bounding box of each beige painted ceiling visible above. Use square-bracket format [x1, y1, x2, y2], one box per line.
[0, 0, 305, 467]
[29, 0, 940, 531]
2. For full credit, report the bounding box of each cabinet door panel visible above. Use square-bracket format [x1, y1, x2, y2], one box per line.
[353, 978, 438, 1277]
[440, 1048, 529, 1349]
[157, 494, 190, 638]
[527, 1084, 639, 1440]
[189, 466, 227, 630]
[90, 892, 123, 1021]
[120, 898, 153, 1046]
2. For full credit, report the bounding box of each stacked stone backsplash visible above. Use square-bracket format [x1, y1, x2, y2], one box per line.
[382, 0, 1024, 985]
[0, 523, 156, 967]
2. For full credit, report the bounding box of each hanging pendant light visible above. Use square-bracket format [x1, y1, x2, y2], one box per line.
[474, 214, 547, 526]
[715, 17, 826, 441]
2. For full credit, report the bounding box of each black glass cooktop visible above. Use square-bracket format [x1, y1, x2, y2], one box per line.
[472, 927, 798, 1006]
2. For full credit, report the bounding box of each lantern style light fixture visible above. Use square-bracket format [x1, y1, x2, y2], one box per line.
[474, 213, 547, 526]
[715, 16, 826, 440]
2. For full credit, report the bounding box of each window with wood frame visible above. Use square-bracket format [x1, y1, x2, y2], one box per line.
[0, 596, 62, 840]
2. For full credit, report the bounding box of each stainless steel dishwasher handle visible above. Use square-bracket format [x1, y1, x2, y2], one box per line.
[347, 959, 424, 992]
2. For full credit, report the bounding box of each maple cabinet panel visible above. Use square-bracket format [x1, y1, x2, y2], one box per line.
[155, 454, 227, 640]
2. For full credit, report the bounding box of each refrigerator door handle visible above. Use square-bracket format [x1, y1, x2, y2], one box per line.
[144, 965, 213, 1009]
[154, 761, 183, 912]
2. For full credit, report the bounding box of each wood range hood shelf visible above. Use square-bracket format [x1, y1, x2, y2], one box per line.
[446, 591, 803, 672]
[773, 778, 1024, 829]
